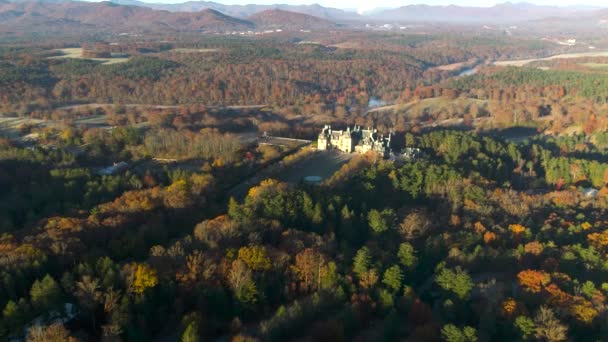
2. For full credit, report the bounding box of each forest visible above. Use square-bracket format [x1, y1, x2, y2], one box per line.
[3, 26, 608, 342]
[4, 125, 608, 341]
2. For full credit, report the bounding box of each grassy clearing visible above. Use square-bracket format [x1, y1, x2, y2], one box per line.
[581, 63, 608, 70]
[494, 51, 608, 67]
[168, 48, 219, 53]
[330, 42, 362, 49]
[72, 115, 109, 127]
[278, 150, 352, 184]
[369, 97, 486, 117]
[0, 117, 45, 139]
[295, 41, 323, 46]
[48, 48, 129, 65]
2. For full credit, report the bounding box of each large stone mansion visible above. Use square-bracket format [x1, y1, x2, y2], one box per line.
[317, 125, 391, 157]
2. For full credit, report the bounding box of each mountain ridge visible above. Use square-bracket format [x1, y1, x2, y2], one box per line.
[1, 0, 607, 33]
[248, 9, 336, 30]
[108, 0, 361, 21]
[374, 2, 603, 23]
[0, 1, 262, 33]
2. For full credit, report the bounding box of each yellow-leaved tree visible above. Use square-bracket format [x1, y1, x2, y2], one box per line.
[132, 264, 159, 294]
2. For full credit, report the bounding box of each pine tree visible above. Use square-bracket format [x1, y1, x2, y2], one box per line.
[353, 247, 372, 277]
[397, 243, 418, 269]
[181, 321, 199, 342]
[30, 275, 61, 313]
[382, 265, 403, 291]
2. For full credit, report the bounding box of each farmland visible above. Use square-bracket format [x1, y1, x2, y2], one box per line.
[48, 48, 130, 65]
[493, 50, 608, 67]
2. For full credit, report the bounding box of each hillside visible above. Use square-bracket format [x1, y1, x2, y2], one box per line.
[170, 8, 255, 32]
[0, 1, 255, 33]
[0, 1, 344, 34]
[109, 0, 360, 21]
[248, 9, 336, 30]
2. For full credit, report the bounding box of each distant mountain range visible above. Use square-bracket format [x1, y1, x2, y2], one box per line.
[0, 0, 606, 36]
[375, 2, 602, 23]
[107, 0, 604, 23]
[109, 0, 361, 21]
[4, 0, 605, 23]
[0, 1, 338, 34]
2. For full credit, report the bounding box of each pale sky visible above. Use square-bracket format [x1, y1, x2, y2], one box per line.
[113, 0, 606, 5]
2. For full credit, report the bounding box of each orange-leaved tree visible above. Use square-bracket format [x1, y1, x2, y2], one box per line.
[517, 269, 550, 293]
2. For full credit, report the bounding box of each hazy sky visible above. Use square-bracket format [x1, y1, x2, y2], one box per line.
[110, 0, 606, 5]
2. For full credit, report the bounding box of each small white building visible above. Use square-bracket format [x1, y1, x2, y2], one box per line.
[97, 161, 128, 176]
[390, 148, 421, 162]
[582, 188, 599, 198]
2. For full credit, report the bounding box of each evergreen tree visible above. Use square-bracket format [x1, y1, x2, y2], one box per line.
[436, 267, 474, 300]
[368, 208, 396, 234]
[382, 265, 403, 291]
[30, 275, 61, 313]
[353, 247, 372, 277]
[397, 242, 418, 269]
[441, 324, 477, 342]
[181, 321, 199, 342]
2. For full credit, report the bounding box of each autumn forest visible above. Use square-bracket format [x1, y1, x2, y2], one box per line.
[3, 2, 608, 341]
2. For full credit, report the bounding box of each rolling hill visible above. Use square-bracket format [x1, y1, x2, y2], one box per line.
[0, 1, 345, 34]
[248, 9, 336, 30]
[108, 0, 361, 21]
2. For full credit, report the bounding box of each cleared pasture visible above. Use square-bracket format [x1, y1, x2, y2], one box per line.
[48, 48, 129, 65]
[494, 51, 608, 67]
[0, 117, 45, 139]
[276, 150, 352, 184]
[168, 48, 219, 53]
[367, 97, 487, 117]
[581, 63, 608, 70]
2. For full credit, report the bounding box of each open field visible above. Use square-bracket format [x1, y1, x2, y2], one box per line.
[71, 115, 110, 128]
[0, 114, 142, 141]
[276, 150, 352, 184]
[436, 61, 468, 71]
[493, 50, 608, 67]
[56, 103, 179, 111]
[330, 41, 362, 49]
[295, 41, 323, 45]
[228, 148, 350, 199]
[581, 62, 608, 70]
[0, 115, 110, 140]
[0, 117, 45, 139]
[56, 103, 266, 111]
[367, 97, 487, 118]
[168, 48, 219, 53]
[48, 48, 130, 65]
[434, 58, 479, 72]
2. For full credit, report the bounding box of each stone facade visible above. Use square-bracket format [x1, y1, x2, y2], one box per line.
[318, 125, 391, 157]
